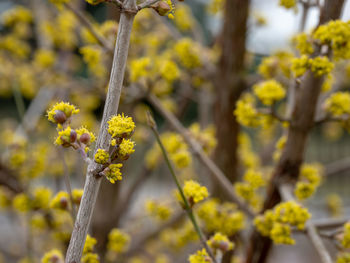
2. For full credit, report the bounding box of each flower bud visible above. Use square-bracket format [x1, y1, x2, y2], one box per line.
[153, 1, 171, 16]
[59, 197, 68, 210]
[79, 133, 91, 144]
[53, 110, 67, 124]
[70, 129, 77, 143]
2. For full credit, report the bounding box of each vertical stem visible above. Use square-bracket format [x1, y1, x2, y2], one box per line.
[149, 120, 217, 263]
[65, 1, 137, 262]
[12, 83, 26, 121]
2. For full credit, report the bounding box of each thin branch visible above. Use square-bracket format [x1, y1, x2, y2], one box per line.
[65, 0, 138, 261]
[312, 217, 350, 229]
[278, 183, 333, 263]
[146, 93, 255, 218]
[147, 114, 217, 263]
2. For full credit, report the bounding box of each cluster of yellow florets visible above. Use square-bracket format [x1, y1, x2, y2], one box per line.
[108, 114, 136, 139]
[145, 132, 192, 169]
[182, 180, 209, 206]
[188, 249, 212, 263]
[279, 0, 296, 9]
[104, 163, 123, 183]
[337, 253, 350, 263]
[234, 169, 265, 211]
[197, 199, 245, 236]
[107, 228, 130, 253]
[1, 6, 32, 27]
[294, 164, 322, 201]
[254, 201, 311, 245]
[82, 235, 99, 263]
[292, 32, 314, 55]
[174, 38, 201, 69]
[47, 101, 80, 125]
[253, 80, 286, 105]
[94, 149, 110, 164]
[145, 200, 172, 222]
[207, 232, 234, 253]
[258, 51, 293, 79]
[34, 49, 56, 68]
[160, 221, 198, 249]
[313, 20, 350, 60]
[341, 222, 350, 248]
[291, 55, 334, 78]
[118, 139, 136, 159]
[234, 95, 260, 127]
[160, 59, 180, 83]
[130, 57, 151, 82]
[324, 92, 350, 117]
[326, 193, 343, 217]
[50, 191, 70, 210]
[41, 249, 64, 263]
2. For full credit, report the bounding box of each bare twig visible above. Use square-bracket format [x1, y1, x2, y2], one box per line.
[278, 183, 333, 263]
[65, 0, 137, 261]
[146, 93, 255, 218]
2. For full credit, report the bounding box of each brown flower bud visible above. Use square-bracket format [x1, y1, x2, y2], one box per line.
[54, 110, 67, 124]
[60, 197, 68, 209]
[154, 1, 171, 16]
[70, 129, 77, 143]
[79, 133, 91, 144]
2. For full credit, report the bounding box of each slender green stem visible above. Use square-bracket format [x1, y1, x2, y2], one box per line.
[149, 117, 217, 263]
[12, 83, 26, 121]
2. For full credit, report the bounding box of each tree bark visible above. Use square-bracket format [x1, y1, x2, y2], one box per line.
[245, 1, 345, 262]
[214, 0, 250, 183]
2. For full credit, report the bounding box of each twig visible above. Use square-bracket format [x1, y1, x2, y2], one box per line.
[313, 217, 350, 229]
[278, 183, 333, 263]
[65, 0, 138, 261]
[59, 148, 77, 220]
[146, 93, 255, 218]
[147, 113, 217, 263]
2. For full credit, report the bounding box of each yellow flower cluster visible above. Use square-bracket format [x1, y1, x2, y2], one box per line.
[310, 56, 334, 77]
[258, 51, 293, 79]
[326, 193, 343, 218]
[82, 253, 100, 263]
[173, 4, 194, 32]
[32, 187, 52, 210]
[234, 95, 260, 127]
[94, 149, 109, 164]
[130, 57, 151, 82]
[160, 59, 180, 83]
[83, 235, 97, 254]
[174, 38, 201, 69]
[235, 169, 265, 210]
[254, 201, 311, 245]
[337, 253, 350, 263]
[207, 232, 234, 253]
[291, 55, 310, 78]
[13, 193, 31, 212]
[189, 123, 217, 154]
[197, 199, 245, 236]
[279, 0, 296, 9]
[34, 49, 56, 68]
[313, 20, 350, 60]
[118, 139, 135, 159]
[295, 164, 322, 200]
[41, 249, 64, 263]
[72, 189, 83, 205]
[47, 101, 80, 125]
[108, 114, 136, 139]
[145, 132, 192, 169]
[145, 200, 172, 222]
[76, 127, 96, 146]
[324, 92, 350, 117]
[80, 45, 106, 78]
[104, 163, 123, 183]
[253, 80, 286, 105]
[341, 222, 350, 248]
[188, 249, 212, 263]
[207, 0, 223, 14]
[182, 180, 209, 205]
[1, 6, 32, 27]
[292, 33, 314, 55]
[107, 228, 130, 253]
[55, 126, 75, 146]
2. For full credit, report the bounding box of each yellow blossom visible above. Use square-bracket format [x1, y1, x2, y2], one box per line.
[207, 232, 234, 252]
[94, 149, 109, 164]
[47, 101, 79, 124]
[107, 228, 130, 253]
[108, 114, 135, 138]
[174, 38, 201, 69]
[34, 49, 56, 68]
[291, 55, 310, 78]
[50, 191, 70, 210]
[84, 235, 97, 254]
[324, 92, 350, 117]
[130, 57, 151, 82]
[188, 249, 212, 263]
[41, 249, 64, 263]
[160, 59, 180, 83]
[118, 139, 135, 158]
[182, 180, 209, 205]
[292, 33, 314, 55]
[104, 163, 123, 183]
[145, 200, 172, 222]
[310, 56, 334, 77]
[253, 80, 286, 105]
